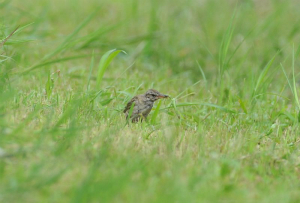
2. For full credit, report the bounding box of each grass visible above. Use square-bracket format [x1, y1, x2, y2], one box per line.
[1, 0, 300, 202]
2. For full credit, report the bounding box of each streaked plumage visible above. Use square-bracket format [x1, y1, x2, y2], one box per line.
[124, 89, 169, 122]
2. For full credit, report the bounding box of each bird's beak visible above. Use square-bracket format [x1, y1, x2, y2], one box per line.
[158, 94, 169, 99]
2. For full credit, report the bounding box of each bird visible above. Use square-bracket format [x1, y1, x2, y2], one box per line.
[123, 89, 169, 122]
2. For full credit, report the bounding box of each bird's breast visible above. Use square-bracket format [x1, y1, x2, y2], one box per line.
[139, 101, 153, 116]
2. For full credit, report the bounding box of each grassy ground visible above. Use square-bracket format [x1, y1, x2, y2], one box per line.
[1, 0, 300, 202]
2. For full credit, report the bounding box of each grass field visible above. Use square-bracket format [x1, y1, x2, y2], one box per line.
[1, 0, 300, 202]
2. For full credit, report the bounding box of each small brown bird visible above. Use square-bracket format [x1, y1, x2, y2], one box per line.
[123, 89, 169, 122]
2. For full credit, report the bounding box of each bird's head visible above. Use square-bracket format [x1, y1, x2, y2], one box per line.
[145, 89, 169, 102]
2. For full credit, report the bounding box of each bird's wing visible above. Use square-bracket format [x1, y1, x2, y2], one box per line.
[123, 96, 138, 113]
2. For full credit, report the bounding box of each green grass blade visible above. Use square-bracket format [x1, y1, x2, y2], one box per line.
[238, 98, 248, 114]
[45, 71, 52, 98]
[21, 54, 90, 74]
[21, 12, 96, 74]
[196, 60, 207, 84]
[162, 102, 235, 113]
[253, 53, 277, 95]
[42, 12, 96, 62]
[292, 45, 300, 109]
[280, 63, 293, 94]
[96, 49, 125, 88]
[79, 22, 125, 49]
[4, 39, 35, 45]
[0, 26, 19, 48]
[218, 10, 236, 77]
[87, 51, 95, 92]
[126, 102, 135, 123]
[14, 22, 35, 35]
[174, 80, 201, 99]
[150, 99, 162, 124]
[226, 28, 254, 66]
[133, 83, 144, 96]
[296, 43, 300, 57]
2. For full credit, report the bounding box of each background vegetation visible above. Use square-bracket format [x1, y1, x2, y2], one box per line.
[1, 0, 300, 202]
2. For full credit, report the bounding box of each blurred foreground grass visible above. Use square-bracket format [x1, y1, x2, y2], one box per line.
[1, 0, 300, 202]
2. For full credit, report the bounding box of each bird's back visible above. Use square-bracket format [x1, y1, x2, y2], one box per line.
[124, 94, 153, 122]
[123, 96, 138, 114]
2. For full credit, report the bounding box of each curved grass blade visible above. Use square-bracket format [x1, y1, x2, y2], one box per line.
[162, 102, 235, 113]
[0, 26, 19, 48]
[126, 102, 135, 124]
[218, 9, 236, 77]
[86, 51, 95, 92]
[20, 54, 90, 74]
[281, 63, 293, 97]
[22, 12, 96, 74]
[14, 22, 35, 35]
[79, 21, 125, 49]
[291, 45, 300, 110]
[253, 53, 277, 96]
[196, 60, 207, 84]
[238, 98, 248, 114]
[42, 12, 96, 62]
[96, 49, 125, 88]
[150, 99, 162, 124]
